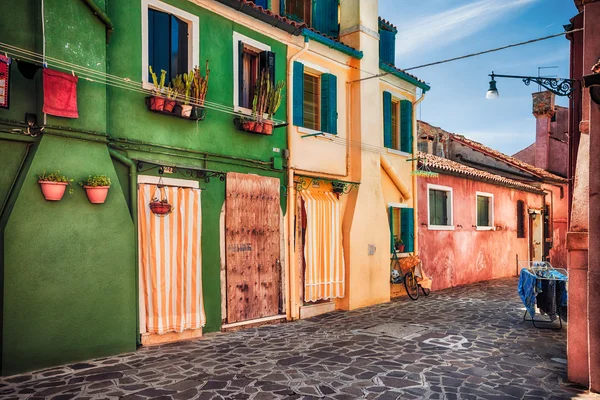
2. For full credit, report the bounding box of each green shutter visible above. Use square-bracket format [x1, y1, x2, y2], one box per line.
[293, 61, 304, 127]
[383, 91, 392, 148]
[389, 206, 394, 253]
[477, 196, 490, 226]
[379, 29, 395, 65]
[400, 208, 414, 253]
[313, 0, 339, 38]
[400, 100, 413, 153]
[321, 73, 337, 134]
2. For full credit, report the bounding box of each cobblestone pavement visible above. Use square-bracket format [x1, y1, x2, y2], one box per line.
[2, 278, 599, 400]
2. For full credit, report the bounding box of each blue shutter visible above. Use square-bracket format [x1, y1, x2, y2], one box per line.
[389, 206, 395, 253]
[379, 29, 396, 65]
[400, 100, 413, 153]
[148, 9, 170, 82]
[313, 0, 339, 37]
[238, 41, 245, 107]
[259, 50, 276, 86]
[253, 0, 268, 8]
[171, 15, 188, 80]
[383, 91, 392, 148]
[321, 73, 337, 134]
[400, 208, 414, 253]
[293, 61, 304, 127]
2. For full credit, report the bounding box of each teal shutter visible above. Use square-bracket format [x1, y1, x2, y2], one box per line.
[321, 73, 337, 134]
[400, 100, 413, 153]
[254, 0, 268, 8]
[313, 0, 339, 37]
[389, 206, 395, 253]
[400, 208, 414, 253]
[383, 91, 392, 148]
[293, 61, 304, 127]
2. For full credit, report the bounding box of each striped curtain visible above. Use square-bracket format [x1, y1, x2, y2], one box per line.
[138, 184, 205, 334]
[300, 191, 345, 302]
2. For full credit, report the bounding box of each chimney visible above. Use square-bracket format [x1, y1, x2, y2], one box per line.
[532, 91, 555, 171]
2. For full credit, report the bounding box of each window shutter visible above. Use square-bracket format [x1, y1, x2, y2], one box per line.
[171, 15, 189, 80]
[400, 208, 414, 253]
[321, 73, 337, 134]
[517, 200, 525, 238]
[253, 0, 268, 8]
[148, 9, 171, 82]
[293, 61, 304, 127]
[259, 50, 276, 85]
[389, 206, 395, 253]
[400, 100, 413, 153]
[383, 91, 392, 148]
[238, 41, 245, 107]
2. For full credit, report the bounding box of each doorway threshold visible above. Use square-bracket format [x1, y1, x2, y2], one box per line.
[221, 314, 287, 331]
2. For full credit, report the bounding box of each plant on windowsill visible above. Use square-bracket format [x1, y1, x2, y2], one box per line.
[164, 84, 179, 113]
[190, 61, 210, 119]
[79, 175, 111, 204]
[173, 72, 194, 117]
[38, 171, 74, 201]
[393, 235, 405, 253]
[147, 66, 166, 111]
[238, 70, 284, 135]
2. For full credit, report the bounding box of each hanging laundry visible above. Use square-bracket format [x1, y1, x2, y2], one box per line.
[536, 279, 557, 316]
[43, 68, 79, 118]
[0, 55, 10, 109]
[518, 269, 538, 318]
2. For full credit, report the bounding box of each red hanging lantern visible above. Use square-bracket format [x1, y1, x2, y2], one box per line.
[149, 176, 172, 216]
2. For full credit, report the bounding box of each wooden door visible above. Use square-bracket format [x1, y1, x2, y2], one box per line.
[226, 172, 281, 323]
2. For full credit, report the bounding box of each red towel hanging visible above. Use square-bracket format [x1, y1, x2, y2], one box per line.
[0, 55, 10, 109]
[43, 68, 79, 118]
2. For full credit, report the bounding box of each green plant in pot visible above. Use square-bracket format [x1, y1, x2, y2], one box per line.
[79, 175, 111, 204]
[38, 171, 73, 201]
[243, 70, 284, 135]
[394, 235, 405, 253]
[148, 66, 166, 111]
[164, 84, 179, 113]
[191, 61, 210, 119]
[173, 72, 194, 117]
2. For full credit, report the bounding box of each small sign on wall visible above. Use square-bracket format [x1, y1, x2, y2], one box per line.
[368, 244, 376, 256]
[0, 55, 10, 109]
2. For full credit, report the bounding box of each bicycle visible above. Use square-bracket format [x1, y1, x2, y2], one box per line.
[390, 249, 431, 300]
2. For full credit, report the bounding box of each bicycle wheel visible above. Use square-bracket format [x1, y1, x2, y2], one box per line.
[404, 272, 419, 300]
[421, 286, 431, 296]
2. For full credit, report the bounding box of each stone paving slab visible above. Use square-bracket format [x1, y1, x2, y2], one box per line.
[1, 278, 599, 399]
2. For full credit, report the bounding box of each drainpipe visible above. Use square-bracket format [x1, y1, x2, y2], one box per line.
[412, 91, 426, 256]
[286, 37, 309, 321]
[108, 148, 140, 345]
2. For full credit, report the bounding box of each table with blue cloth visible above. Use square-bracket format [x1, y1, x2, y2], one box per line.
[517, 268, 567, 328]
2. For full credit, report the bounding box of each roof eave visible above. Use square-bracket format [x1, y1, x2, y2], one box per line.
[379, 61, 430, 92]
[302, 29, 363, 59]
[214, 0, 303, 35]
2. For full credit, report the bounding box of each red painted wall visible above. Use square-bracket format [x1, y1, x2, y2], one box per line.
[418, 174, 544, 291]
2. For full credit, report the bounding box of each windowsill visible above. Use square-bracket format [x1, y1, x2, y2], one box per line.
[476, 226, 495, 231]
[428, 225, 455, 231]
[297, 126, 336, 139]
[234, 106, 252, 115]
[387, 148, 410, 157]
[142, 81, 154, 91]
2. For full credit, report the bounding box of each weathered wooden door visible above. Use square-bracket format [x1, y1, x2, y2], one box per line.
[226, 172, 281, 323]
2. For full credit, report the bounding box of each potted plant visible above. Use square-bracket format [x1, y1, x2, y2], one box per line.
[38, 171, 73, 201]
[80, 175, 111, 204]
[148, 66, 166, 111]
[164, 84, 179, 113]
[394, 235, 405, 253]
[241, 70, 284, 135]
[149, 198, 172, 216]
[264, 77, 284, 135]
[173, 72, 194, 117]
[191, 61, 210, 119]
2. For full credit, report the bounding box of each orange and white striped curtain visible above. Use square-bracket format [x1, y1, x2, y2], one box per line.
[300, 191, 345, 302]
[138, 184, 205, 334]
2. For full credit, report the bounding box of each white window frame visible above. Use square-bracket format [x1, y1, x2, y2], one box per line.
[138, 175, 199, 189]
[427, 183, 454, 231]
[233, 32, 271, 115]
[475, 191, 494, 230]
[141, 0, 200, 91]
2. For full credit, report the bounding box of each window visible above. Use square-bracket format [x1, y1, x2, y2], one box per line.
[285, 0, 311, 24]
[476, 192, 494, 229]
[517, 200, 525, 238]
[388, 204, 414, 253]
[303, 73, 320, 130]
[142, 0, 199, 89]
[233, 32, 274, 112]
[383, 91, 412, 153]
[427, 184, 453, 230]
[283, 0, 339, 37]
[292, 61, 338, 134]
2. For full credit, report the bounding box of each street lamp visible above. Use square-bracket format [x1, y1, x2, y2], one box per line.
[485, 71, 575, 98]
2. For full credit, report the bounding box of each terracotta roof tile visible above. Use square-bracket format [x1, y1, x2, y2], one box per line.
[378, 17, 398, 32]
[417, 121, 567, 183]
[418, 152, 544, 193]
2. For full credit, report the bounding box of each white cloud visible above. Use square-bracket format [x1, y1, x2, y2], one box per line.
[396, 0, 538, 57]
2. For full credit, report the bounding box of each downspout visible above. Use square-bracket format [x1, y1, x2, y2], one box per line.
[412, 91, 426, 255]
[108, 148, 140, 345]
[80, 0, 114, 41]
[286, 37, 309, 320]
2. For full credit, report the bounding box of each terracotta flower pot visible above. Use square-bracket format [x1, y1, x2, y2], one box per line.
[149, 96, 165, 111]
[242, 121, 256, 132]
[164, 99, 176, 113]
[179, 104, 193, 117]
[39, 180, 68, 201]
[395, 244, 405, 253]
[262, 120, 274, 135]
[84, 186, 110, 204]
[150, 201, 172, 216]
[254, 122, 264, 133]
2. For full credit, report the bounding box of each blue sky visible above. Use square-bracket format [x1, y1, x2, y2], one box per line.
[378, 0, 578, 155]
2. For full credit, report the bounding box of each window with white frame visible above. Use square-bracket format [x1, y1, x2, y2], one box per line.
[476, 192, 494, 229]
[427, 184, 453, 230]
[233, 32, 274, 113]
[141, 0, 199, 88]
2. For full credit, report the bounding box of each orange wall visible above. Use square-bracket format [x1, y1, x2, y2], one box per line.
[417, 174, 544, 290]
